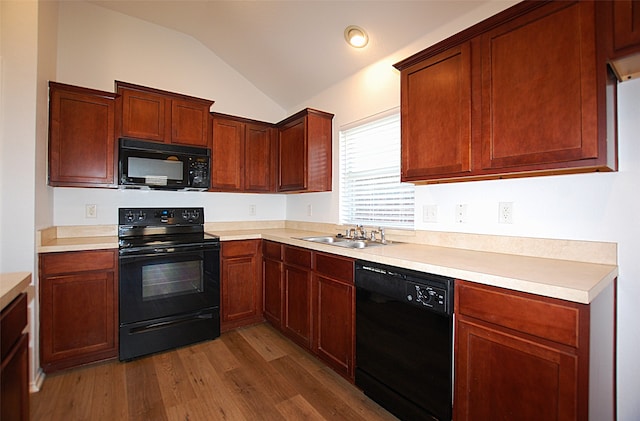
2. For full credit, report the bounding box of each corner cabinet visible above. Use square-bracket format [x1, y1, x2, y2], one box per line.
[220, 240, 263, 332]
[211, 114, 276, 192]
[116, 81, 213, 147]
[277, 108, 334, 192]
[395, 0, 617, 184]
[39, 249, 118, 373]
[454, 279, 616, 421]
[48, 82, 119, 188]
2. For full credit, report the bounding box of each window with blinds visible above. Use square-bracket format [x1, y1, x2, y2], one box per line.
[339, 110, 415, 229]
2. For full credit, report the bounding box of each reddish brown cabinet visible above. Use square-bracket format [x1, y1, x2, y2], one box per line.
[211, 114, 275, 192]
[1, 293, 29, 421]
[454, 280, 592, 421]
[48, 82, 119, 188]
[400, 43, 472, 181]
[263, 242, 355, 380]
[612, 0, 640, 54]
[116, 81, 213, 147]
[395, 0, 616, 183]
[277, 108, 334, 192]
[282, 245, 314, 348]
[262, 241, 284, 328]
[313, 252, 355, 379]
[221, 240, 263, 332]
[39, 249, 118, 373]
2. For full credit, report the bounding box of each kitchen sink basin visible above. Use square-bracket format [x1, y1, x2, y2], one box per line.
[298, 235, 395, 249]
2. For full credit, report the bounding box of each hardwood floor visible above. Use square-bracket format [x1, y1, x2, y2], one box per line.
[30, 323, 398, 420]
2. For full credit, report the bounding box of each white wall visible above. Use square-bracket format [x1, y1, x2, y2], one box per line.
[53, 1, 288, 225]
[286, 4, 640, 419]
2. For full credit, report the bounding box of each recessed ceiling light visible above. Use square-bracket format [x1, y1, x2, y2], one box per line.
[344, 25, 368, 48]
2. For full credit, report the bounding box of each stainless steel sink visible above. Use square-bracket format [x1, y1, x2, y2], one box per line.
[298, 236, 394, 248]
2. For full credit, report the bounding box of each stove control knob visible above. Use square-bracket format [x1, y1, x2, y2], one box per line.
[125, 211, 135, 222]
[182, 210, 191, 221]
[137, 211, 146, 221]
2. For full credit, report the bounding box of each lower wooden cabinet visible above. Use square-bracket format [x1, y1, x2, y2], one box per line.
[313, 252, 355, 379]
[264, 243, 355, 381]
[454, 279, 615, 421]
[39, 249, 118, 373]
[262, 241, 283, 327]
[282, 246, 313, 348]
[1, 293, 29, 421]
[221, 240, 263, 331]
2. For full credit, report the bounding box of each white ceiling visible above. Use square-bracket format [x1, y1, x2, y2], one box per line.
[88, 1, 491, 110]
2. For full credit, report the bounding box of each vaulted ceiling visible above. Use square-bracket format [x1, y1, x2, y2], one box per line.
[89, 1, 492, 109]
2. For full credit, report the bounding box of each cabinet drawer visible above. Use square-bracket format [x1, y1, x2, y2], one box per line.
[456, 280, 584, 348]
[315, 252, 354, 284]
[1, 293, 27, 360]
[222, 240, 259, 258]
[40, 250, 116, 275]
[284, 246, 312, 268]
[263, 240, 282, 260]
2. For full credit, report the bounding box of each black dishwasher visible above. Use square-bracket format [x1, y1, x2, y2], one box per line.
[355, 260, 453, 421]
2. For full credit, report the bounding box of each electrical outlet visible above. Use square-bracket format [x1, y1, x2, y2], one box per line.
[307, 204, 313, 216]
[499, 202, 514, 224]
[249, 204, 256, 216]
[85, 204, 97, 218]
[423, 205, 438, 223]
[456, 204, 468, 223]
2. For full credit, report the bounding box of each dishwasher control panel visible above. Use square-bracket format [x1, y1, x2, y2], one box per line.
[406, 282, 448, 313]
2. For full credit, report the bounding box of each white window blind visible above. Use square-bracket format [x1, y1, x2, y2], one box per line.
[339, 110, 414, 229]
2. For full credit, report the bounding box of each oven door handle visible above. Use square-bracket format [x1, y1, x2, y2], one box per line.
[119, 244, 218, 258]
[129, 312, 214, 334]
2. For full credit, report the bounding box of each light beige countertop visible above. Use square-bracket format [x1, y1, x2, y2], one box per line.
[37, 222, 618, 305]
[0, 272, 32, 311]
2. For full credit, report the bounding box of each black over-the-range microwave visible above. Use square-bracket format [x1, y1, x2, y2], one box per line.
[118, 138, 210, 191]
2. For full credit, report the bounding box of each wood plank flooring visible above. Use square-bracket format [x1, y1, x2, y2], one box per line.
[30, 323, 398, 421]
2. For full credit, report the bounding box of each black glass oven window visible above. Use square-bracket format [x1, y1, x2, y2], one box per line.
[142, 261, 203, 301]
[128, 156, 183, 184]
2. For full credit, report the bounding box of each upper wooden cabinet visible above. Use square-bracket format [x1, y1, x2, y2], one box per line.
[606, 0, 640, 81]
[613, 0, 640, 53]
[48, 82, 119, 188]
[395, 1, 617, 184]
[211, 113, 276, 192]
[116, 81, 213, 147]
[400, 43, 472, 180]
[277, 108, 334, 192]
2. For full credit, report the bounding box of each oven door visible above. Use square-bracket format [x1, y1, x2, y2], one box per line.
[119, 243, 219, 324]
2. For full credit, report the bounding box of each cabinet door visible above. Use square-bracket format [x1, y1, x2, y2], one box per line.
[613, 0, 640, 52]
[48, 83, 117, 187]
[314, 275, 354, 378]
[401, 43, 472, 181]
[221, 241, 262, 331]
[244, 123, 274, 192]
[1, 334, 29, 421]
[455, 318, 579, 421]
[40, 271, 117, 373]
[120, 88, 169, 142]
[278, 117, 307, 191]
[171, 99, 210, 147]
[211, 117, 244, 191]
[480, 1, 599, 170]
[283, 264, 312, 348]
[263, 257, 283, 328]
